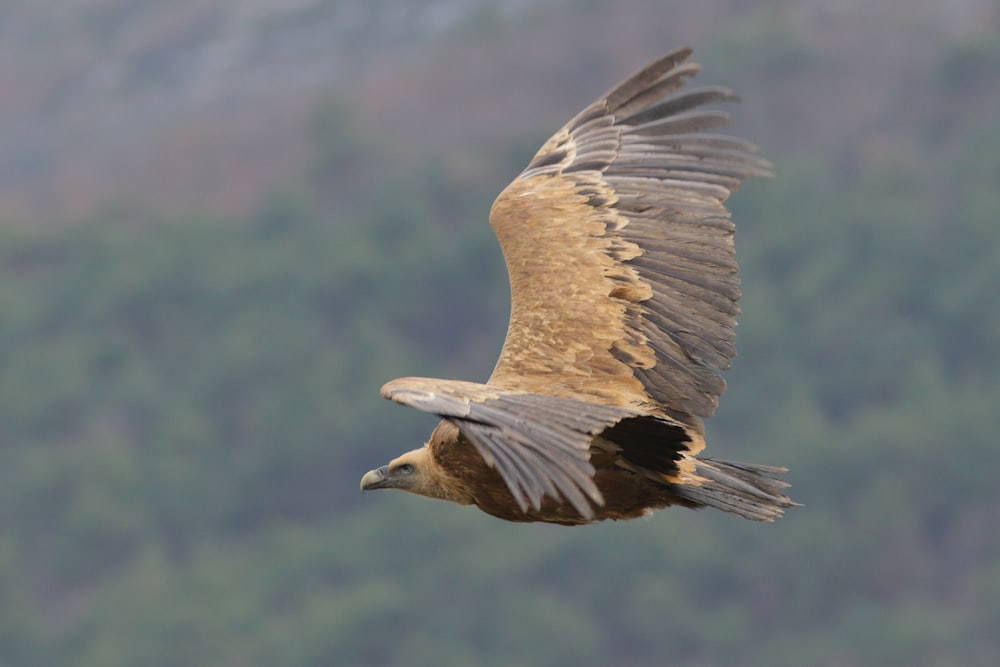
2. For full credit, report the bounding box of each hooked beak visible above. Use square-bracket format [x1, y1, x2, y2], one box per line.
[360, 465, 391, 491]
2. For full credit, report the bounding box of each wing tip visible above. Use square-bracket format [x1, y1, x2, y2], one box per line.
[604, 47, 699, 112]
[380, 376, 419, 400]
[379, 376, 477, 418]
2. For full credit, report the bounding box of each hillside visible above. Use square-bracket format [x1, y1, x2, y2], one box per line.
[2, 1, 1000, 665]
[0, 0, 558, 220]
[2, 0, 997, 221]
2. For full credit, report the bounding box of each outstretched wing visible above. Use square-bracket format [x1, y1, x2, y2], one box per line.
[487, 47, 771, 425]
[382, 376, 643, 518]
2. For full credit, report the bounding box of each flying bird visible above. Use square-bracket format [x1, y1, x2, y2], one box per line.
[360, 47, 795, 524]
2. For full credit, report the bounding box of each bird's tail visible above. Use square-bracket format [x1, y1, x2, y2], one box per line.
[676, 458, 798, 521]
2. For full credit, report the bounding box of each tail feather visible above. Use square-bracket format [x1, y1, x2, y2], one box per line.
[677, 458, 798, 521]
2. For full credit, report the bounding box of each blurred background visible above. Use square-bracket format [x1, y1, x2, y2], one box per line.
[2, 0, 999, 665]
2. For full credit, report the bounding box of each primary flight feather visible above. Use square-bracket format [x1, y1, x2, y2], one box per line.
[360, 47, 795, 524]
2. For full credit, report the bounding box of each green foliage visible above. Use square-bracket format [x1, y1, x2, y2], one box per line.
[937, 34, 1000, 91]
[702, 12, 826, 80]
[2, 20, 1000, 667]
[308, 94, 374, 188]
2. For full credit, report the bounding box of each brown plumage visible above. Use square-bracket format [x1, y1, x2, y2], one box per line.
[359, 47, 796, 525]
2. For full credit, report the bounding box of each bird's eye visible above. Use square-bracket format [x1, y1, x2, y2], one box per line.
[394, 463, 414, 475]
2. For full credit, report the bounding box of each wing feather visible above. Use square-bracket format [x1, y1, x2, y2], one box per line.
[619, 86, 738, 126]
[603, 49, 698, 114]
[487, 47, 770, 424]
[381, 377, 650, 518]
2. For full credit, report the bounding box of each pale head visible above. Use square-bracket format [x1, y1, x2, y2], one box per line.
[359, 439, 474, 506]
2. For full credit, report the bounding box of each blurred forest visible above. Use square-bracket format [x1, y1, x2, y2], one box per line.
[2, 0, 1000, 665]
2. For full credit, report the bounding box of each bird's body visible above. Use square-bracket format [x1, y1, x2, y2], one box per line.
[397, 417, 696, 525]
[360, 47, 795, 524]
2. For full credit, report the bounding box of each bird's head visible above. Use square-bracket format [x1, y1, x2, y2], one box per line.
[359, 448, 431, 494]
[360, 422, 475, 505]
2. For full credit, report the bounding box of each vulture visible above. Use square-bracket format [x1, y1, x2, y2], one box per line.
[360, 47, 795, 525]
